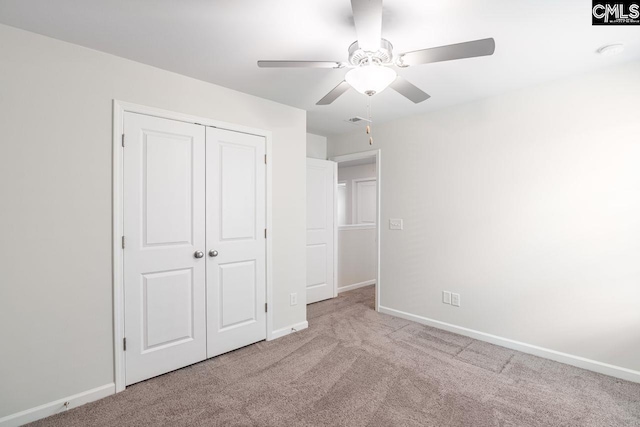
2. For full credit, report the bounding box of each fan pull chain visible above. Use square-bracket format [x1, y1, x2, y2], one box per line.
[366, 96, 373, 145]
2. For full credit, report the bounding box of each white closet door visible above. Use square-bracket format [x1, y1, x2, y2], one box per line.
[123, 112, 207, 385]
[306, 158, 336, 304]
[206, 128, 266, 358]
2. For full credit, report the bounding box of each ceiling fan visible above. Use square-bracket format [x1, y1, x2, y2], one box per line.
[258, 0, 495, 105]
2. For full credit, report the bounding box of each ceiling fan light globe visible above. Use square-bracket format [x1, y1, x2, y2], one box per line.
[345, 64, 397, 95]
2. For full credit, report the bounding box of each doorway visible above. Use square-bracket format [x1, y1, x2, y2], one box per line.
[331, 150, 381, 311]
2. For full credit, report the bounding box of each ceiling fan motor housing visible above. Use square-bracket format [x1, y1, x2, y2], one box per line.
[348, 38, 394, 66]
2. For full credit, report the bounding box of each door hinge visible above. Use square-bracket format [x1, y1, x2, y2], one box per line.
[264, 229, 267, 238]
[121, 134, 125, 147]
[264, 154, 267, 164]
[121, 236, 125, 249]
[265, 303, 268, 312]
[123, 337, 127, 351]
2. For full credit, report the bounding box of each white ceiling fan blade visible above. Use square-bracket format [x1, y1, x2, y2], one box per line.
[258, 60, 345, 68]
[316, 81, 351, 105]
[398, 38, 495, 67]
[390, 77, 430, 103]
[350, 0, 383, 51]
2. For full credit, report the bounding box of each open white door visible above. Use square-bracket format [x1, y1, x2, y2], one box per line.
[123, 112, 207, 385]
[306, 158, 336, 304]
[206, 128, 267, 358]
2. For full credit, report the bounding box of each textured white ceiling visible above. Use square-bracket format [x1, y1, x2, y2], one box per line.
[1, 0, 638, 136]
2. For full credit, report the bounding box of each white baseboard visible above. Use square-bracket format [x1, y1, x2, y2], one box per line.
[0, 383, 115, 427]
[268, 321, 309, 340]
[379, 305, 640, 384]
[337, 279, 375, 293]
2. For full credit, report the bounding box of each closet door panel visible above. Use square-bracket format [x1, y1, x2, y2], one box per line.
[206, 128, 266, 358]
[123, 112, 207, 385]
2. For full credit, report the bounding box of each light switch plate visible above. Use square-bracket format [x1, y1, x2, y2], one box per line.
[443, 291, 451, 304]
[389, 219, 403, 230]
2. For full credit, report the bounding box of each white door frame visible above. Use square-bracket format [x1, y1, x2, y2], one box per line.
[112, 100, 273, 393]
[330, 149, 381, 312]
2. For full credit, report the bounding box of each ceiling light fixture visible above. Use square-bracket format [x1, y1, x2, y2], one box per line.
[597, 44, 624, 56]
[345, 63, 397, 96]
[258, 0, 496, 107]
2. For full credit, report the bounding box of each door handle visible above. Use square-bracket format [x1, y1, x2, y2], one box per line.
[209, 250, 219, 257]
[194, 251, 204, 259]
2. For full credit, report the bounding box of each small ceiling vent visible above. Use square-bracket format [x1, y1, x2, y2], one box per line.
[345, 116, 372, 124]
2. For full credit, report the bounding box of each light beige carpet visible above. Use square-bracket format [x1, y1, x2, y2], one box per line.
[30, 285, 640, 426]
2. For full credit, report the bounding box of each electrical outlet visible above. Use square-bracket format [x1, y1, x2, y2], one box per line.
[451, 293, 461, 307]
[290, 293, 298, 306]
[442, 291, 451, 304]
[389, 219, 403, 230]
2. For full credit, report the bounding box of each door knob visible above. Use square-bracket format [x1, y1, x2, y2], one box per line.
[194, 251, 204, 259]
[209, 250, 219, 257]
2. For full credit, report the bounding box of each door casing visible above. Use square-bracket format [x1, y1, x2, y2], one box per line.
[112, 100, 274, 393]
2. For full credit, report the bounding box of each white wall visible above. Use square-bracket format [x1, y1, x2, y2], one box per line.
[0, 24, 306, 418]
[306, 132, 327, 159]
[328, 60, 640, 374]
[338, 227, 376, 291]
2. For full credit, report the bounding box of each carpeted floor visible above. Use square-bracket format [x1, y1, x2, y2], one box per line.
[30, 285, 640, 426]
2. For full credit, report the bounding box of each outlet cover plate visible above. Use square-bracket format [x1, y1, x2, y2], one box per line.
[389, 219, 403, 230]
[451, 293, 461, 307]
[290, 293, 298, 306]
